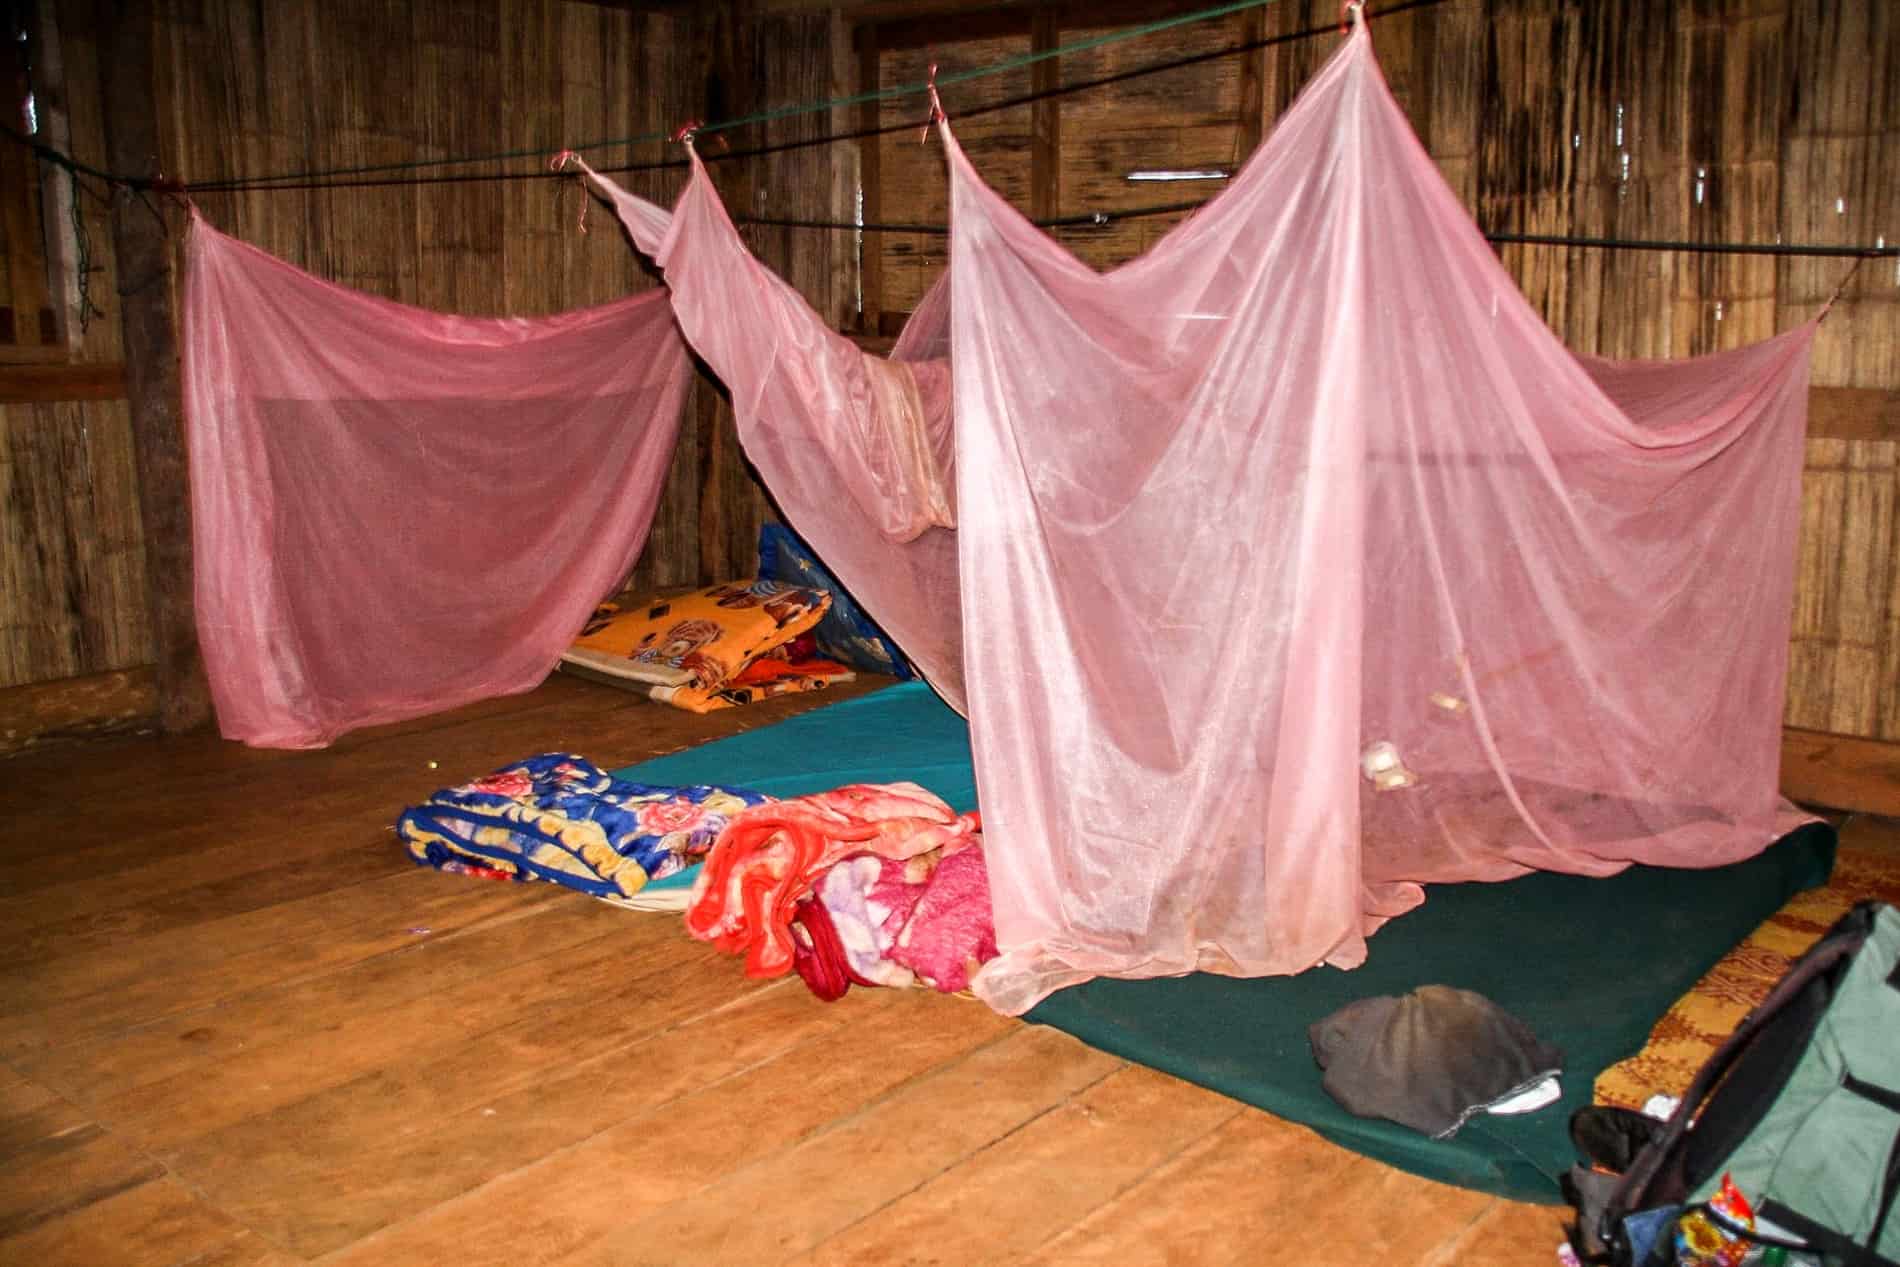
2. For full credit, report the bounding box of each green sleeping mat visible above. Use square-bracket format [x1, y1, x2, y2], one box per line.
[613, 681, 1835, 1201]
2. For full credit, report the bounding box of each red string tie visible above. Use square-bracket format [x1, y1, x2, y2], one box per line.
[920, 63, 946, 143]
[548, 151, 588, 234]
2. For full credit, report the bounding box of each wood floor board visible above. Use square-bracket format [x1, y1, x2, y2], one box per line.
[14, 895, 598, 1103]
[85, 908, 676, 1149]
[1415, 1198, 1573, 1267]
[1, 873, 566, 1057]
[784, 1059, 1248, 1267]
[0, 1121, 167, 1242]
[1, 676, 1732, 1264]
[0, 831, 415, 969]
[0, 1171, 260, 1267]
[1021, 1112, 1385, 1265]
[308, 978, 876, 1266]
[0, 1076, 93, 1159]
[316, 990, 1003, 1266]
[194, 987, 1002, 1257]
[553, 1025, 1125, 1266]
[0, 782, 451, 909]
[0, 691, 571, 847]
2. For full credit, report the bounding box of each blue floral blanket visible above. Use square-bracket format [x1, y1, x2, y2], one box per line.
[397, 753, 769, 901]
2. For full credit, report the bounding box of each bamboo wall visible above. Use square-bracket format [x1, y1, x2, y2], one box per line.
[1, 0, 723, 719]
[2, 0, 1894, 751]
[867, 0, 1900, 740]
[0, 7, 140, 698]
[153, 0, 714, 604]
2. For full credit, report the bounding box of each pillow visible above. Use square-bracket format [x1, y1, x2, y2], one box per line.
[757, 523, 915, 679]
[562, 579, 831, 692]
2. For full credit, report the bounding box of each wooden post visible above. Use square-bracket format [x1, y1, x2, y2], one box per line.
[97, 0, 212, 733]
[1030, 8, 1060, 222]
[854, 23, 882, 335]
[1235, 4, 1266, 165]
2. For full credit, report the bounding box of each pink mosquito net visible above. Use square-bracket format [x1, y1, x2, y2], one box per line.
[600, 20, 1815, 1015]
[182, 215, 691, 748]
[581, 165, 967, 712]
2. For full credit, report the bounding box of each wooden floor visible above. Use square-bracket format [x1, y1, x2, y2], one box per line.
[4, 674, 1611, 1265]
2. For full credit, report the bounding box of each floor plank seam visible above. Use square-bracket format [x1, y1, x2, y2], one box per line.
[300, 977, 829, 1263]
[1419, 1198, 1522, 1267]
[0, 882, 566, 1053]
[0, 1161, 166, 1243]
[532, 1015, 1044, 1266]
[30, 908, 666, 1120]
[120, 934, 754, 1155]
[753, 1015, 1030, 1156]
[5, 892, 579, 1076]
[1006, 1095, 1250, 1266]
[790, 1055, 1136, 1265]
[114, 1123, 306, 1263]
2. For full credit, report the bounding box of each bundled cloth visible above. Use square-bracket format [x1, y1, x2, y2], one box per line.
[685, 782, 982, 978]
[799, 844, 997, 998]
[1309, 986, 1564, 1139]
[398, 753, 770, 904]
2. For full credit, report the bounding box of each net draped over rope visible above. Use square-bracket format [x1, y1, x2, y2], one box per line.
[182, 216, 691, 748]
[586, 22, 1816, 1014]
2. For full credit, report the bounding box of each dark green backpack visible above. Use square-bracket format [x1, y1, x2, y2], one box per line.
[1566, 901, 1900, 1267]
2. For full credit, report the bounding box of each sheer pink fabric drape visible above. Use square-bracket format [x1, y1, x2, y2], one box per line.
[183, 216, 691, 748]
[581, 162, 967, 713]
[588, 24, 1814, 1014]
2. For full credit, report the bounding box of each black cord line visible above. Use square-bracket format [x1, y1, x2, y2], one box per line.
[742, 210, 1900, 259]
[181, 0, 1451, 193]
[4, 3, 1893, 262]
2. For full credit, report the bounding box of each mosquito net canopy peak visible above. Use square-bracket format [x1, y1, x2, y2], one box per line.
[586, 23, 1815, 1014]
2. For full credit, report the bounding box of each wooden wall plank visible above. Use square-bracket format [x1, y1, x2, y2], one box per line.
[0, 668, 157, 756]
[1782, 726, 1900, 817]
[879, 33, 1031, 314]
[10, 0, 1897, 746]
[1810, 386, 1900, 444]
[0, 365, 127, 404]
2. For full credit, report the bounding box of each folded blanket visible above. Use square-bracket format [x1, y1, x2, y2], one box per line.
[686, 782, 980, 977]
[813, 841, 997, 995]
[647, 656, 855, 715]
[398, 753, 770, 900]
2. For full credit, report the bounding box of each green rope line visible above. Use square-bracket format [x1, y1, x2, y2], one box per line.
[147, 0, 1279, 189]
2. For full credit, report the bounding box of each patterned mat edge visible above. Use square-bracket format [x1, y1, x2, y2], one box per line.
[1594, 830, 1900, 1109]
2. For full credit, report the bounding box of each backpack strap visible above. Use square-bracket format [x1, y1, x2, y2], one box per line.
[1870, 1109, 1900, 1254]
[1601, 905, 1882, 1251]
[1755, 1201, 1900, 1267]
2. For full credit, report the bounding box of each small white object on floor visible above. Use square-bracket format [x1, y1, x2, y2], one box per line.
[1486, 1075, 1562, 1116]
[1643, 1094, 1680, 1120]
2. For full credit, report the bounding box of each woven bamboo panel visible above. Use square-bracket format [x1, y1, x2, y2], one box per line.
[1778, 0, 1899, 739]
[0, 13, 137, 691]
[862, 0, 1895, 740]
[0, 398, 150, 687]
[6, 0, 1895, 744]
[878, 36, 1033, 316]
[1052, 12, 1246, 267]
